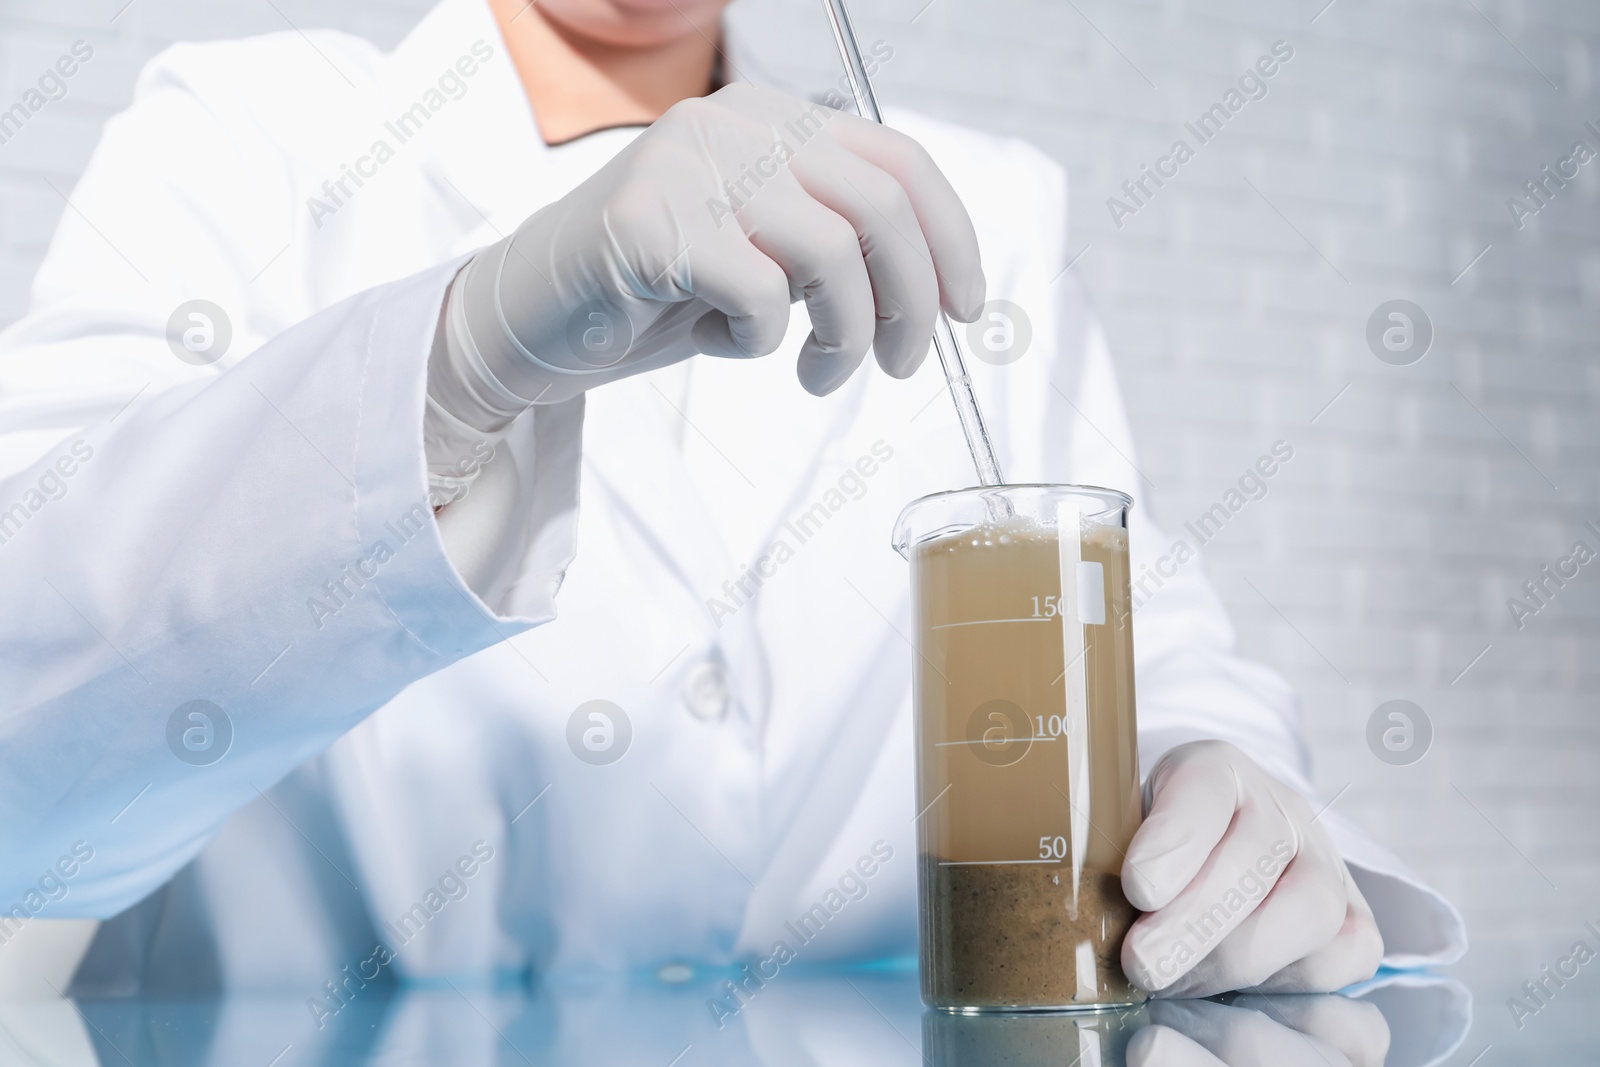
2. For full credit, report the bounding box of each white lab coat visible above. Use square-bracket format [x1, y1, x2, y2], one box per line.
[0, 0, 1463, 994]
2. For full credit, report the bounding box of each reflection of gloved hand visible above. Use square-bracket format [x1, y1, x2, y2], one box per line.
[1128, 996, 1390, 1067]
[442, 80, 984, 411]
[1119, 741, 1384, 998]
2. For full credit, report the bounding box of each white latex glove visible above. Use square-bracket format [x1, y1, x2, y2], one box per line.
[421, 81, 984, 504]
[1119, 741, 1384, 998]
[1127, 995, 1390, 1067]
[444, 80, 984, 409]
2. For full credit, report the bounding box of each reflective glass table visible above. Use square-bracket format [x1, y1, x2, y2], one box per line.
[1, 952, 1591, 1065]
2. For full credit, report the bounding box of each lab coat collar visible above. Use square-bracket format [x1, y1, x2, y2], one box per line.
[386, 0, 805, 236]
[383, 0, 546, 239]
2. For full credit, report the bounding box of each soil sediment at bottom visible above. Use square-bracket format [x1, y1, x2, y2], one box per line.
[923, 855, 1141, 1009]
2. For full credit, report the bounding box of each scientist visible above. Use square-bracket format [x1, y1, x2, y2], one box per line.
[0, 0, 1463, 1000]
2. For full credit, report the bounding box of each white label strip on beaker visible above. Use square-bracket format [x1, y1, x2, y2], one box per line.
[1055, 501, 1091, 919]
[1077, 560, 1105, 625]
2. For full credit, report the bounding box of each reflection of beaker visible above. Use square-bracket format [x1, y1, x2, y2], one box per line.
[892, 485, 1145, 1012]
[922, 1002, 1147, 1066]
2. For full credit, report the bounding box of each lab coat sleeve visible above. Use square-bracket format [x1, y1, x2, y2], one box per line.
[1019, 271, 1465, 969]
[0, 51, 581, 918]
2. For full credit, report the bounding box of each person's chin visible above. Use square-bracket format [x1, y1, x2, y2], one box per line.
[544, 0, 727, 47]
[591, 0, 727, 24]
[611, 0, 707, 10]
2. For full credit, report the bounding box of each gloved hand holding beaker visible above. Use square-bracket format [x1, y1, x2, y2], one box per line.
[1120, 740, 1385, 997]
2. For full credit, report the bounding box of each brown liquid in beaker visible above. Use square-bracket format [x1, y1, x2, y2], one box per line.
[912, 519, 1142, 1009]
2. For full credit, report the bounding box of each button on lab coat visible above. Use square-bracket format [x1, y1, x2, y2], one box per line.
[0, 0, 1464, 992]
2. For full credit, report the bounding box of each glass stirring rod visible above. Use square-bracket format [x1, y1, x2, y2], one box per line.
[819, 0, 1006, 487]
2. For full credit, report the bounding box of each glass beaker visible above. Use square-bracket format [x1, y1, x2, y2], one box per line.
[892, 484, 1144, 1012]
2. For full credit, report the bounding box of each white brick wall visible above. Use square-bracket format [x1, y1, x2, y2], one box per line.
[3, 0, 1595, 1046]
